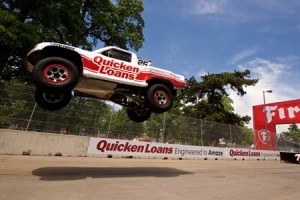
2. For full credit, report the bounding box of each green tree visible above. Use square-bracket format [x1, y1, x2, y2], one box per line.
[53, 97, 111, 135]
[144, 113, 164, 142]
[0, 80, 113, 134]
[109, 108, 145, 139]
[0, 8, 39, 80]
[236, 126, 254, 146]
[0, 0, 144, 80]
[0, 80, 36, 129]
[179, 70, 258, 126]
[282, 124, 300, 139]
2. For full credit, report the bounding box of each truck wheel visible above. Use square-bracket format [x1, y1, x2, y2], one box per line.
[34, 89, 72, 111]
[127, 103, 151, 123]
[32, 57, 79, 92]
[146, 84, 173, 113]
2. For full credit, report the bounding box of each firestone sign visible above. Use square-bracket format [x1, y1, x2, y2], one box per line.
[88, 138, 279, 160]
[253, 99, 300, 150]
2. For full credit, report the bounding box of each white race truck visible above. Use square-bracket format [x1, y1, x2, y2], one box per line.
[26, 42, 186, 122]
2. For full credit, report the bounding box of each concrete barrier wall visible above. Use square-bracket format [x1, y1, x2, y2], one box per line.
[0, 129, 89, 157]
[0, 129, 280, 160]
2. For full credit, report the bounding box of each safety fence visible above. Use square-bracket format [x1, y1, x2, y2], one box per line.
[277, 135, 300, 152]
[0, 82, 299, 151]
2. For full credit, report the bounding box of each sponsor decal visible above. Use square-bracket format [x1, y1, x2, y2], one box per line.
[88, 138, 279, 160]
[208, 150, 223, 156]
[81, 55, 186, 87]
[229, 149, 261, 157]
[296, 154, 300, 162]
[174, 148, 203, 156]
[50, 42, 75, 50]
[96, 140, 173, 154]
[261, 152, 280, 158]
[258, 129, 270, 144]
[253, 99, 300, 150]
[93, 56, 139, 80]
[138, 58, 152, 66]
[264, 105, 300, 124]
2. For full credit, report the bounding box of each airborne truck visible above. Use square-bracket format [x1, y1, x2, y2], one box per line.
[26, 42, 186, 122]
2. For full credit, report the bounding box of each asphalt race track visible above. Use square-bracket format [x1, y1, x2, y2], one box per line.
[0, 155, 299, 200]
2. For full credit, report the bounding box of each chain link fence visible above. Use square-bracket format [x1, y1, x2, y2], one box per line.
[1, 82, 298, 151]
[277, 134, 300, 152]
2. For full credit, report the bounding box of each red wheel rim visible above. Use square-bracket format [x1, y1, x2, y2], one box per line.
[153, 90, 168, 105]
[43, 64, 70, 83]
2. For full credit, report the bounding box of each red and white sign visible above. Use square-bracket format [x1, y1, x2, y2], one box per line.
[253, 99, 300, 150]
[87, 138, 279, 160]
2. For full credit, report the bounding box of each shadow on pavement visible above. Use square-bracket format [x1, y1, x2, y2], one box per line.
[32, 167, 193, 181]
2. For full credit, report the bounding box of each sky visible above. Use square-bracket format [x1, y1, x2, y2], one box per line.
[135, 0, 300, 129]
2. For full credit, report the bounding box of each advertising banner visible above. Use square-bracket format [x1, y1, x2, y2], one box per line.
[87, 138, 279, 160]
[253, 99, 300, 150]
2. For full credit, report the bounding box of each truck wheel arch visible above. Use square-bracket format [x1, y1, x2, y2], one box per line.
[27, 46, 83, 76]
[146, 78, 176, 96]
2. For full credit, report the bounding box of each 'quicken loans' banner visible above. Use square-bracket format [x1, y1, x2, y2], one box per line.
[87, 138, 279, 160]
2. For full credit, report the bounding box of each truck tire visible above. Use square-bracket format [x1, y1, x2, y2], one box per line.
[34, 89, 72, 111]
[127, 102, 151, 123]
[146, 84, 173, 113]
[32, 57, 79, 92]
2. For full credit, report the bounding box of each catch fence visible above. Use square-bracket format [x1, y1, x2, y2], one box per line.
[0, 82, 298, 151]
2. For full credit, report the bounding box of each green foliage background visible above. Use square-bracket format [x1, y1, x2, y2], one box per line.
[0, 0, 144, 80]
[0, 0, 259, 147]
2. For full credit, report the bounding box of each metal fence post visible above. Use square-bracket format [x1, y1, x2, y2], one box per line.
[107, 103, 115, 138]
[162, 112, 166, 143]
[26, 103, 37, 131]
[229, 124, 232, 144]
[283, 135, 287, 151]
[200, 119, 203, 146]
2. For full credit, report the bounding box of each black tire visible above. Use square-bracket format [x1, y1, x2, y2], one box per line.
[126, 103, 151, 123]
[34, 89, 72, 111]
[32, 57, 79, 92]
[146, 84, 173, 113]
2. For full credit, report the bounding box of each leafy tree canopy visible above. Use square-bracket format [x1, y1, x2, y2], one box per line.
[177, 70, 258, 126]
[1, 0, 258, 138]
[0, 0, 145, 80]
[282, 124, 300, 139]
